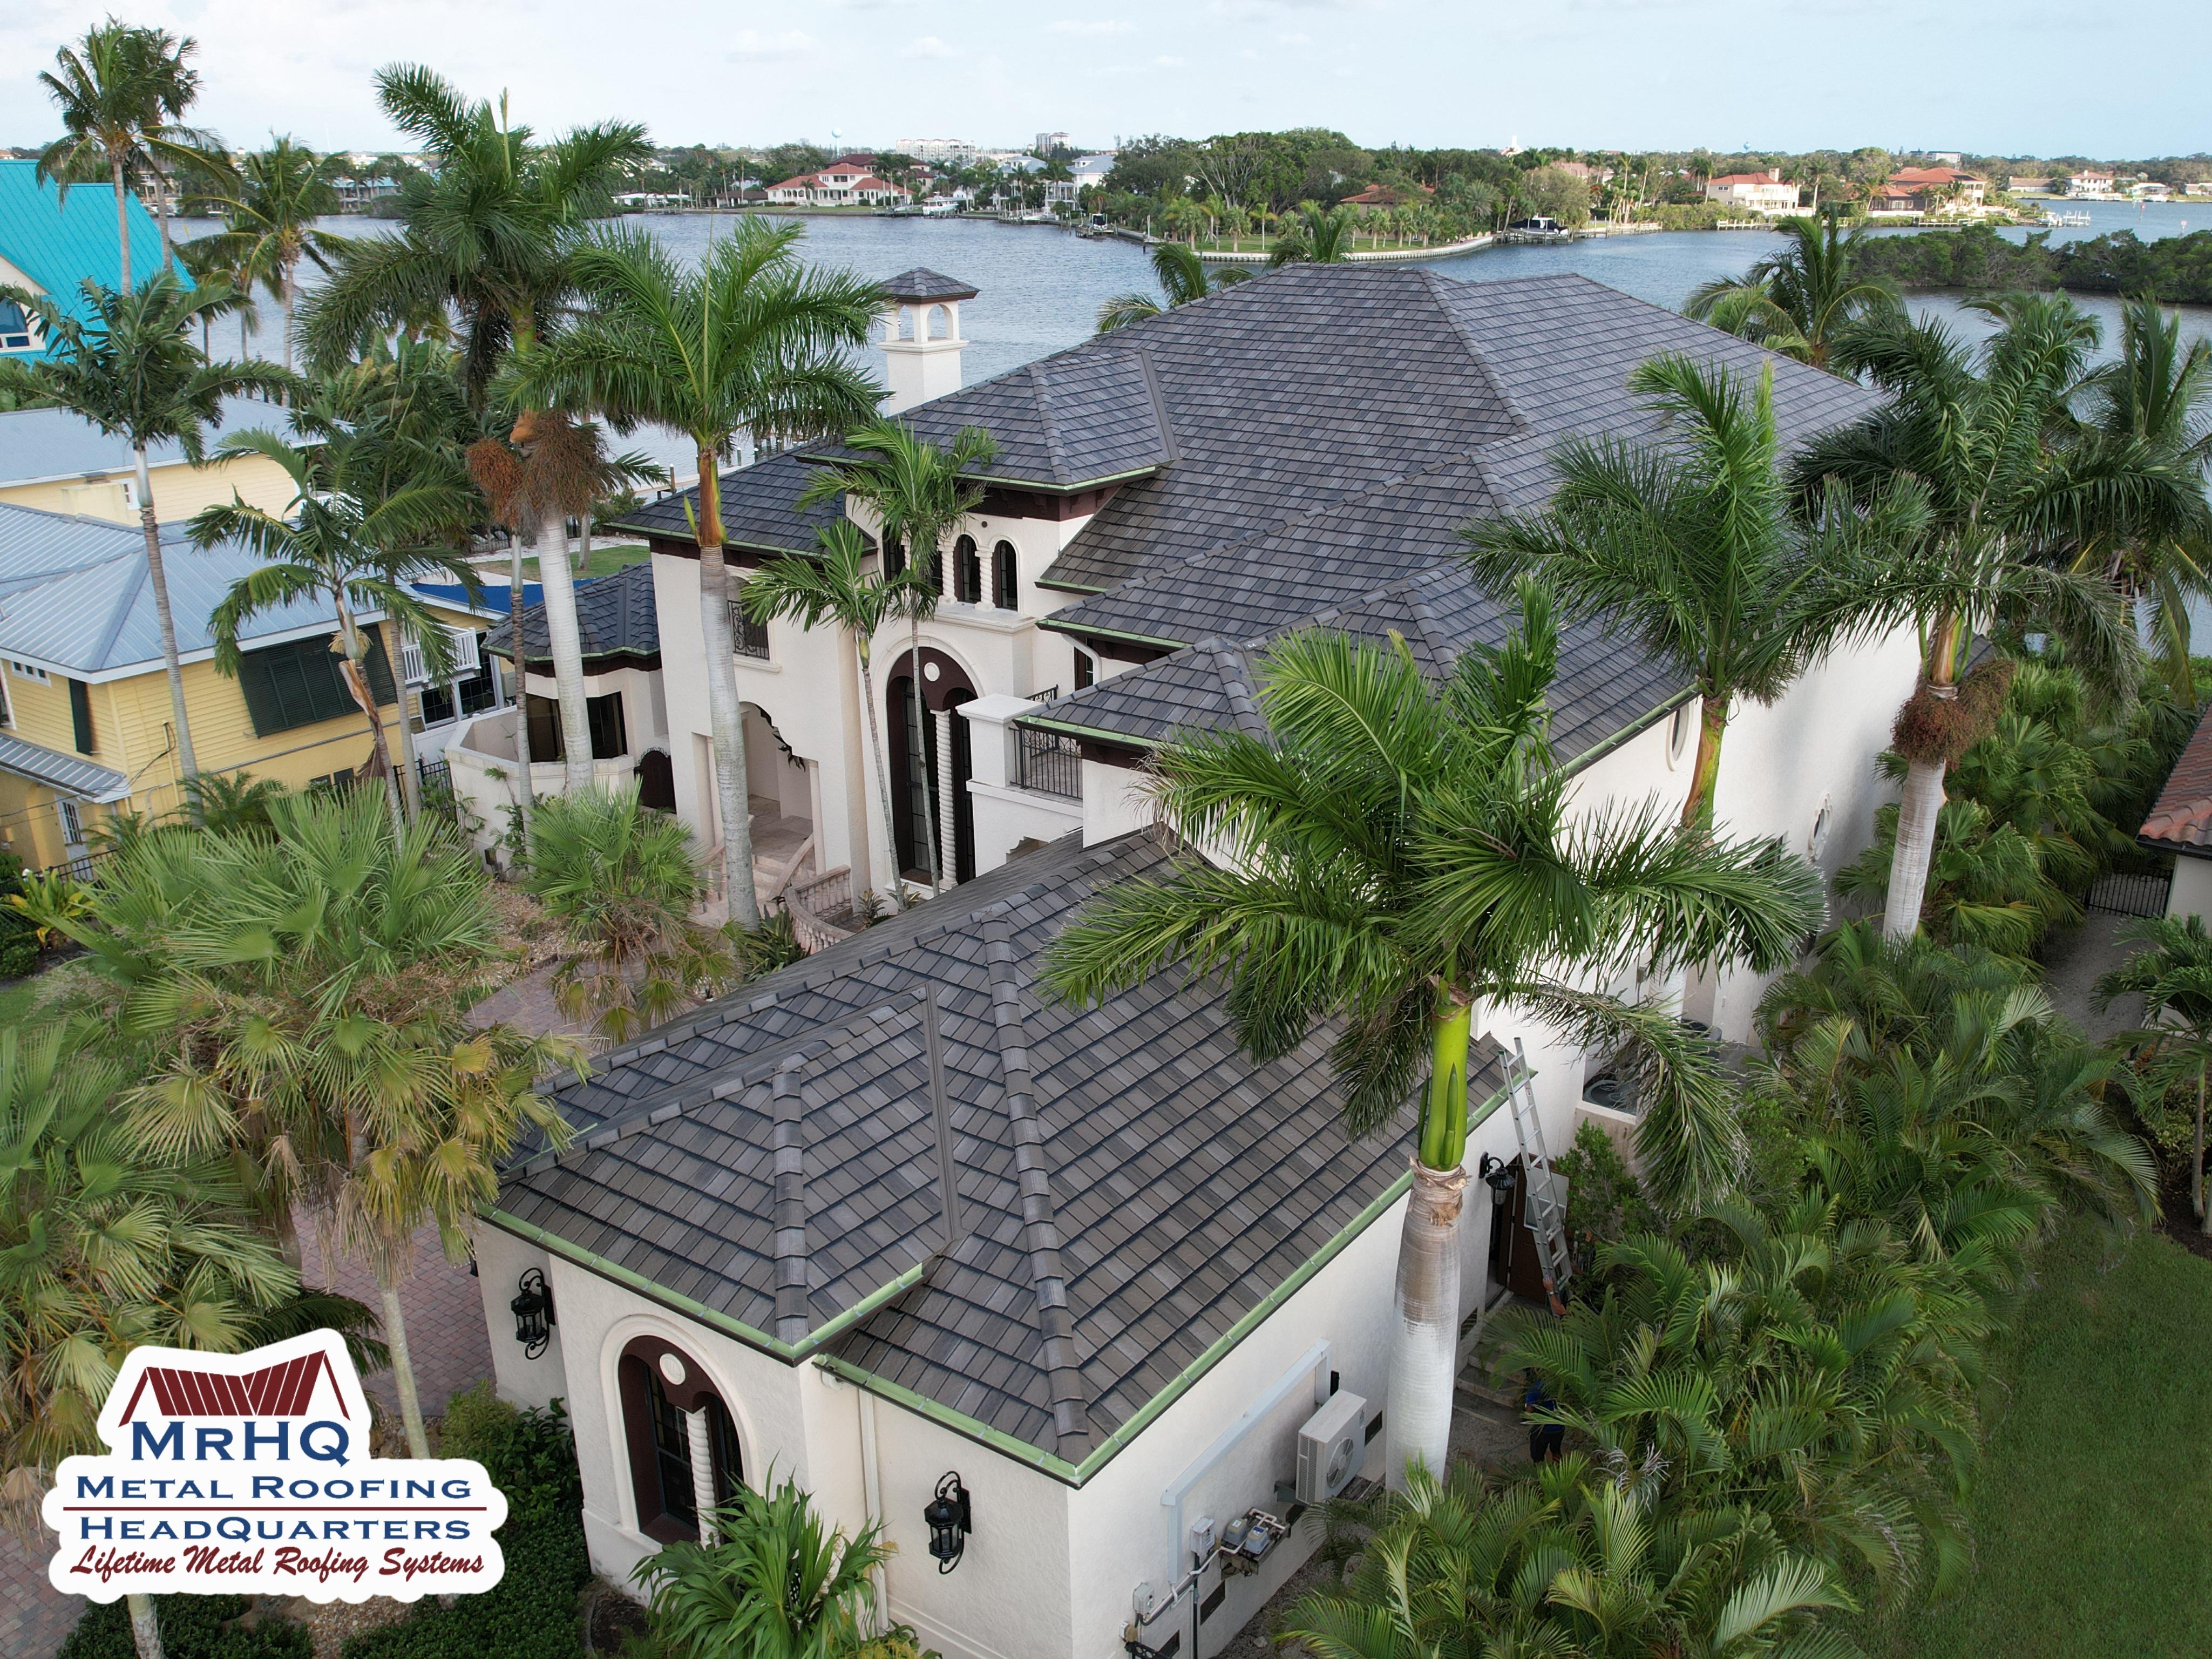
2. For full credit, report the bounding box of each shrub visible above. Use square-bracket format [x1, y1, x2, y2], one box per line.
[61, 1595, 310, 1659]
[0, 851, 40, 979]
[1552, 1119, 1657, 1279]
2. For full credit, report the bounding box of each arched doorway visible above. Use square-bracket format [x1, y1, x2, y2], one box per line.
[888, 647, 978, 885]
[615, 1335, 743, 1543]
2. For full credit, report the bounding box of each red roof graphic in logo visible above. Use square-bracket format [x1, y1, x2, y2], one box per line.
[116, 1352, 349, 1423]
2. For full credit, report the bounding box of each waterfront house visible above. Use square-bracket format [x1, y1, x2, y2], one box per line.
[0, 396, 297, 525]
[0, 158, 172, 359]
[1702, 168, 1801, 214]
[2068, 170, 2120, 199]
[475, 261, 1918, 1659]
[1339, 181, 1434, 212]
[767, 158, 906, 208]
[0, 501, 498, 871]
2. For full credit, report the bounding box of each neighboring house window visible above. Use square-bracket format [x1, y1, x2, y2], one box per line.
[57, 798, 85, 846]
[67, 679, 94, 755]
[235, 634, 397, 738]
[525, 692, 628, 762]
[953, 534, 981, 603]
[0, 301, 32, 353]
[729, 599, 771, 661]
[0, 674, 9, 728]
[993, 541, 1017, 610]
[882, 537, 906, 578]
[9, 659, 49, 682]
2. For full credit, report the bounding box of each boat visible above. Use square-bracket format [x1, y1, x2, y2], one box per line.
[2040, 209, 2092, 227]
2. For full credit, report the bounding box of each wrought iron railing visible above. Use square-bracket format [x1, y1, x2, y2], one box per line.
[1016, 726, 1082, 800]
[729, 602, 771, 661]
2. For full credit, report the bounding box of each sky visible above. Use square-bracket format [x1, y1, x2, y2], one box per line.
[3, 0, 2207, 161]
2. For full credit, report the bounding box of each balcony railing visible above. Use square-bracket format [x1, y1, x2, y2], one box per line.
[1016, 726, 1082, 800]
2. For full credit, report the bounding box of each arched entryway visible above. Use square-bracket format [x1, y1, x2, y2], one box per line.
[888, 646, 978, 885]
[615, 1335, 743, 1544]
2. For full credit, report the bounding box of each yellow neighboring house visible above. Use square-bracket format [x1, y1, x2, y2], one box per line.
[0, 500, 492, 872]
[0, 394, 300, 524]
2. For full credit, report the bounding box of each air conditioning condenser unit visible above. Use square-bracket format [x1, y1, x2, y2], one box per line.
[1294, 1391, 1368, 1505]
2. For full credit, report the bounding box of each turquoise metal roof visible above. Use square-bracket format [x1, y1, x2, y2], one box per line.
[0, 159, 174, 358]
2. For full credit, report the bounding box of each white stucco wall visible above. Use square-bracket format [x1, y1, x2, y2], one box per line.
[2170, 855, 2212, 923]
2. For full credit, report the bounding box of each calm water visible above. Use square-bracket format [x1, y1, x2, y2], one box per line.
[176, 200, 2212, 475]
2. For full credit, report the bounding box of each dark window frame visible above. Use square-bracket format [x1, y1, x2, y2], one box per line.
[992, 540, 1018, 610]
[953, 534, 981, 604]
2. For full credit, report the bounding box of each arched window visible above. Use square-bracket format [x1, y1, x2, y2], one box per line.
[0, 302, 31, 353]
[953, 535, 981, 604]
[992, 541, 1017, 610]
[616, 1338, 744, 1544]
[928, 545, 944, 595]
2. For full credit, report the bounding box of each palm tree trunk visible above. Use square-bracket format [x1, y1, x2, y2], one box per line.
[694, 459, 761, 927]
[133, 445, 200, 821]
[1680, 693, 1728, 830]
[2195, 1065, 2206, 1234]
[280, 259, 297, 375]
[382, 616, 422, 822]
[857, 643, 902, 901]
[1383, 1158, 1467, 1489]
[1884, 754, 1946, 944]
[334, 602, 407, 839]
[156, 173, 174, 274]
[910, 614, 941, 897]
[111, 157, 132, 292]
[536, 506, 596, 795]
[127, 1590, 164, 1659]
[508, 532, 535, 859]
[374, 1264, 432, 1460]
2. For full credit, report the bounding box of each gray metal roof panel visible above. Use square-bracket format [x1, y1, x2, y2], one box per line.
[0, 395, 284, 487]
[0, 729, 131, 801]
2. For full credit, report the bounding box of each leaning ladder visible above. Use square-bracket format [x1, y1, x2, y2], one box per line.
[1505, 1040, 1572, 1312]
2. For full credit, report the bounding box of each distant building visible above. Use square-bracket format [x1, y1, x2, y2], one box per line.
[895, 138, 985, 165]
[1930, 152, 1963, 167]
[1552, 160, 1614, 185]
[1033, 131, 1070, 154]
[2186, 182, 2212, 198]
[2008, 176, 2054, 195]
[765, 159, 905, 207]
[332, 175, 399, 209]
[2067, 170, 2119, 199]
[1339, 182, 1434, 212]
[0, 159, 168, 360]
[1702, 169, 1801, 215]
[1870, 166, 1986, 215]
[1069, 153, 1117, 189]
[2130, 180, 2172, 201]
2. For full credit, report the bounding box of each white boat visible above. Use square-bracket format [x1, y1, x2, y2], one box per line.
[2040, 210, 2092, 227]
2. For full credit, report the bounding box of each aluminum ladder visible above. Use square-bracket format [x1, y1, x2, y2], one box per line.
[1505, 1040, 1572, 1312]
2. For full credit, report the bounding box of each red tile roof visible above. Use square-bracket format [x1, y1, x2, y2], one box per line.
[1889, 165, 1984, 186]
[1340, 182, 1433, 207]
[2141, 703, 2212, 854]
[1708, 170, 1787, 186]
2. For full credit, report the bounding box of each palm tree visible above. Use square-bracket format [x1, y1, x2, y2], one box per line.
[1042, 591, 1822, 1485]
[0, 275, 292, 815]
[1685, 213, 1898, 371]
[0, 1020, 292, 1659]
[739, 519, 933, 901]
[2061, 295, 2212, 701]
[2099, 915, 2212, 1233]
[36, 20, 227, 288]
[297, 64, 648, 396]
[797, 421, 999, 899]
[192, 420, 478, 836]
[185, 136, 348, 372]
[512, 220, 883, 922]
[634, 1474, 893, 1659]
[39, 793, 580, 1460]
[1096, 241, 1250, 333]
[1793, 296, 2145, 942]
[1465, 353, 1928, 829]
[1268, 202, 1355, 266]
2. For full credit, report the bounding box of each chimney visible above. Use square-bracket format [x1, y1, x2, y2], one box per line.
[878, 268, 978, 414]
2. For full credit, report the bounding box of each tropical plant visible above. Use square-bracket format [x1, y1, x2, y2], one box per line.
[1792, 295, 2146, 942]
[184, 137, 348, 371]
[2098, 914, 2212, 1233]
[1267, 202, 1355, 266]
[1279, 1459, 1855, 1659]
[36, 20, 226, 287]
[635, 1474, 893, 1659]
[795, 421, 999, 898]
[526, 782, 749, 1042]
[1685, 213, 1899, 371]
[297, 64, 648, 394]
[193, 419, 478, 836]
[1836, 794, 2074, 958]
[1465, 352, 1928, 828]
[513, 219, 883, 922]
[1042, 589, 1822, 1485]
[22, 793, 581, 1459]
[0, 1020, 291, 1659]
[1095, 241, 1250, 333]
[0, 274, 293, 814]
[740, 519, 931, 898]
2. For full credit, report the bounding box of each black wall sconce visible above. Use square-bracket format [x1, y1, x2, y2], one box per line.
[511, 1268, 555, 1359]
[1478, 1153, 1517, 1204]
[923, 1472, 971, 1573]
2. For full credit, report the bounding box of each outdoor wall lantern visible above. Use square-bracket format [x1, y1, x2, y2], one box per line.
[1478, 1154, 1517, 1204]
[511, 1268, 555, 1359]
[924, 1472, 972, 1573]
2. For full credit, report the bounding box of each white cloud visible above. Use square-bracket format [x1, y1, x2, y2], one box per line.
[1156, 53, 1189, 67]
[1051, 18, 1134, 32]
[1278, 31, 1313, 44]
[729, 29, 816, 60]
[901, 34, 958, 57]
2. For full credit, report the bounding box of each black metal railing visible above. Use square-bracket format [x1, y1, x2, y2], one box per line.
[729, 602, 771, 661]
[1016, 726, 1082, 800]
[2086, 868, 2172, 918]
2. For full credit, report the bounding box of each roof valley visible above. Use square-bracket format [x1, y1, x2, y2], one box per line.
[980, 911, 1092, 1459]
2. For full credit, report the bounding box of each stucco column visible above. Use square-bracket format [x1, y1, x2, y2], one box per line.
[684, 1407, 718, 1547]
[935, 708, 957, 885]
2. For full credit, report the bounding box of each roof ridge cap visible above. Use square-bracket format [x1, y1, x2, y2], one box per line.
[1028, 360, 1073, 481]
[770, 1064, 812, 1341]
[89, 542, 152, 672]
[979, 913, 1091, 1458]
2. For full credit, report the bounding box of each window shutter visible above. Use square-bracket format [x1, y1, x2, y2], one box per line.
[235, 648, 288, 737]
[449, 627, 481, 674]
[362, 633, 397, 705]
[67, 679, 94, 754]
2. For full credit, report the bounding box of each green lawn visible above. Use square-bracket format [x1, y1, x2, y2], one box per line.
[1870, 1221, 2212, 1658]
[512, 541, 650, 581]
